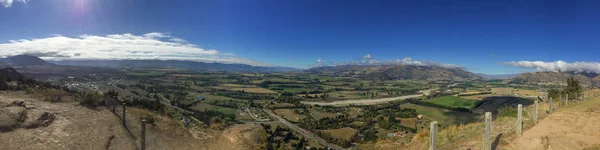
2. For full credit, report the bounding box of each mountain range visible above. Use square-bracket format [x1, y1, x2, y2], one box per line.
[510, 71, 600, 86]
[2, 55, 600, 86]
[306, 65, 483, 81]
[0, 55, 53, 66]
[0, 55, 297, 72]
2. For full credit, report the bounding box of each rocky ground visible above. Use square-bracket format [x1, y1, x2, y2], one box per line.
[0, 91, 266, 150]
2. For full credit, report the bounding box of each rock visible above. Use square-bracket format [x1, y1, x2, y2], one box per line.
[22, 109, 55, 129]
[10, 100, 25, 107]
[0, 107, 27, 132]
[23, 102, 35, 109]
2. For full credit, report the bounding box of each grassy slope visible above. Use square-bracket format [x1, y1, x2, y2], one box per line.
[401, 103, 477, 125]
[424, 96, 479, 109]
[371, 91, 600, 150]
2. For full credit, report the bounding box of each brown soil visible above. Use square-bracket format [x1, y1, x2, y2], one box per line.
[508, 97, 600, 150]
[0, 91, 265, 150]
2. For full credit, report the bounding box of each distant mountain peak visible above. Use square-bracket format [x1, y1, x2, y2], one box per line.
[306, 64, 482, 81]
[1, 55, 53, 66]
[510, 71, 599, 86]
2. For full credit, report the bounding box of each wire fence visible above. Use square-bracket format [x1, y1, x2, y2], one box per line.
[431, 90, 599, 150]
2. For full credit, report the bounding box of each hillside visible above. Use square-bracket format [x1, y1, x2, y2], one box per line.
[0, 55, 53, 66]
[0, 67, 24, 80]
[510, 71, 597, 86]
[0, 91, 266, 150]
[361, 90, 600, 150]
[306, 65, 482, 81]
[49, 59, 296, 72]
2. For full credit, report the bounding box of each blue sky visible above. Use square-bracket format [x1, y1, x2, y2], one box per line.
[1, 0, 600, 74]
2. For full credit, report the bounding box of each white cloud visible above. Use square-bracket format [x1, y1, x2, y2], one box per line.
[313, 59, 326, 67]
[0, 32, 270, 66]
[313, 54, 463, 69]
[363, 54, 373, 59]
[504, 60, 600, 73]
[1, 0, 28, 8]
[143, 32, 170, 39]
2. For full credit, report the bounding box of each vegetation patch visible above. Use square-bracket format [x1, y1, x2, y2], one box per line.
[190, 103, 237, 115]
[401, 103, 477, 125]
[308, 108, 340, 120]
[230, 87, 278, 94]
[274, 109, 305, 122]
[397, 118, 417, 129]
[319, 127, 358, 141]
[424, 96, 480, 109]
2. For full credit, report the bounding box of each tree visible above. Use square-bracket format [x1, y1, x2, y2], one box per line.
[0, 75, 7, 91]
[565, 77, 582, 97]
[363, 128, 377, 142]
[388, 113, 396, 123]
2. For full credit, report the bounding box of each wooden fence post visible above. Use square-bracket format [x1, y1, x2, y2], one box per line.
[517, 104, 522, 135]
[141, 119, 147, 150]
[533, 101, 538, 124]
[483, 112, 492, 150]
[430, 121, 438, 150]
[549, 97, 553, 113]
[122, 103, 127, 127]
[566, 94, 569, 106]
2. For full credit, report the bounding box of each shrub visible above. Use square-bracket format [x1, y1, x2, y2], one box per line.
[77, 90, 105, 108]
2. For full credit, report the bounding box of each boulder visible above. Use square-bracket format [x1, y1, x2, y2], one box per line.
[22, 109, 55, 128]
[0, 107, 27, 132]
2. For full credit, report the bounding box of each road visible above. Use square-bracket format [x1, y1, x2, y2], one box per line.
[300, 93, 423, 106]
[262, 108, 345, 150]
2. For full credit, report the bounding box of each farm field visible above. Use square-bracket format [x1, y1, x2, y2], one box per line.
[192, 93, 239, 101]
[213, 84, 278, 94]
[396, 118, 417, 129]
[424, 96, 480, 109]
[307, 108, 340, 120]
[190, 103, 237, 115]
[230, 87, 278, 94]
[319, 127, 359, 141]
[460, 94, 494, 100]
[491, 87, 542, 97]
[401, 103, 477, 125]
[472, 96, 534, 114]
[125, 71, 165, 76]
[347, 107, 362, 117]
[274, 109, 305, 122]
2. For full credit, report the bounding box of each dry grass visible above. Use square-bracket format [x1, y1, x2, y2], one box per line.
[308, 108, 340, 120]
[230, 88, 278, 94]
[272, 102, 294, 108]
[221, 84, 255, 88]
[460, 94, 493, 100]
[319, 127, 358, 141]
[169, 74, 191, 77]
[273, 109, 305, 122]
[347, 107, 362, 117]
[491, 88, 542, 97]
[397, 118, 417, 129]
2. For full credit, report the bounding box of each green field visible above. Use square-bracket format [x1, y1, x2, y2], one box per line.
[126, 71, 166, 76]
[191, 103, 237, 115]
[425, 96, 480, 109]
[401, 103, 477, 125]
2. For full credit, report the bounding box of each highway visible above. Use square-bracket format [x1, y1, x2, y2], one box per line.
[262, 108, 345, 150]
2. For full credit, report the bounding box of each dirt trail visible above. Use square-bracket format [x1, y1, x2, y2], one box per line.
[508, 97, 600, 150]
